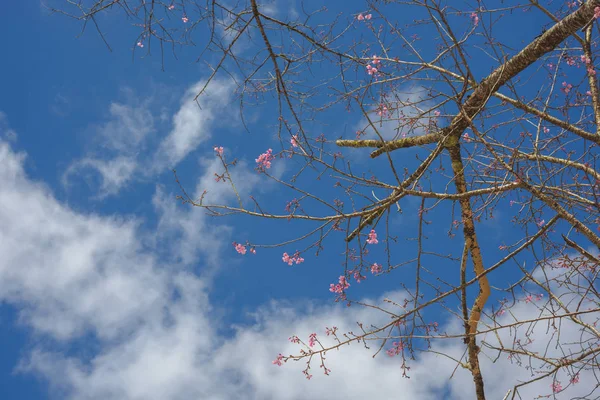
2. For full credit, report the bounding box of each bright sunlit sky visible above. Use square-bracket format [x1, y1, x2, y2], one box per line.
[0, 1, 597, 399]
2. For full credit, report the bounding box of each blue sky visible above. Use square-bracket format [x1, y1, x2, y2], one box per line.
[0, 1, 598, 399]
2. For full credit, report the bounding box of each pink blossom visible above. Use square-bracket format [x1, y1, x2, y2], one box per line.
[308, 333, 317, 347]
[366, 64, 378, 76]
[372, 55, 381, 65]
[353, 271, 366, 283]
[272, 354, 284, 366]
[571, 374, 580, 384]
[370, 263, 382, 274]
[137, 41, 144, 48]
[291, 135, 299, 147]
[249, 248, 256, 254]
[182, 16, 189, 23]
[434, 110, 441, 117]
[282, 251, 304, 265]
[357, 14, 364, 21]
[214, 146, 224, 156]
[256, 148, 275, 171]
[551, 381, 562, 393]
[168, 4, 175, 10]
[561, 82, 573, 94]
[364, 14, 372, 20]
[463, 132, 471, 142]
[386, 341, 404, 357]
[366, 229, 378, 244]
[325, 326, 337, 336]
[543, 127, 549, 133]
[233, 242, 247, 255]
[496, 309, 506, 316]
[329, 275, 350, 293]
[525, 294, 533, 303]
[377, 104, 388, 117]
[289, 335, 300, 343]
[470, 12, 479, 26]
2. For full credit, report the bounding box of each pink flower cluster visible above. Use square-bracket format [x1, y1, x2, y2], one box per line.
[386, 341, 404, 357]
[357, 13, 372, 21]
[470, 12, 479, 26]
[256, 148, 275, 171]
[182, 16, 189, 23]
[232, 242, 256, 255]
[282, 251, 304, 265]
[377, 104, 389, 117]
[581, 54, 596, 76]
[353, 271, 366, 283]
[289, 335, 300, 344]
[370, 263, 382, 274]
[366, 55, 381, 78]
[308, 333, 317, 347]
[168, 4, 175, 10]
[561, 82, 573, 94]
[137, 41, 144, 48]
[366, 229, 378, 244]
[214, 146, 224, 156]
[291, 135, 299, 147]
[272, 354, 284, 366]
[329, 275, 350, 293]
[551, 381, 562, 393]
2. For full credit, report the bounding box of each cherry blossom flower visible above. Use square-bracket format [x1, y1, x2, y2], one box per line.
[463, 132, 471, 142]
[353, 271, 366, 283]
[214, 146, 224, 156]
[329, 275, 350, 293]
[370, 263, 382, 274]
[364, 14, 372, 20]
[289, 335, 300, 343]
[470, 12, 479, 26]
[282, 251, 304, 265]
[137, 41, 144, 48]
[308, 333, 317, 347]
[256, 148, 275, 171]
[325, 326, 337, 336]
[291, 135, 299, 147]
[168, 4, 175, 10]
[551, 381, 562, 393]
[571, 374, 580, 384]
[272, 354, 284, 366]
[233, 242, 247, 255]
[561, 82, 573, 94]
[357, 14, 364, 21]
[366, 64, 378, 76]
[386, 341, 404, 356]
[367, 229, 378, 244]
[182, 16, 189, 23]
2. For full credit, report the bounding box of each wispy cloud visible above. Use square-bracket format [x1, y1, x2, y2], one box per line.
[0, 128, 594, 399]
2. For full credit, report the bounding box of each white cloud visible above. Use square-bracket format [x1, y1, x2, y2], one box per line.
[62, 156, 138, 199]
[0, 136, 597, 400]
[153, 79, 236, 171]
